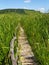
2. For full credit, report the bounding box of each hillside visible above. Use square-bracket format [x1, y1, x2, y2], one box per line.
[0, 9, 42, 15]
[0, 9, 49, 65]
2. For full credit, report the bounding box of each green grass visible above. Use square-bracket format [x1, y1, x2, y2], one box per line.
[21, 13, 49, 65]
[0, 13, 19, 65]
[0, 9, 49, 65]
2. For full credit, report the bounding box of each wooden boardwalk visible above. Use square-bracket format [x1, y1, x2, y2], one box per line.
[18, 27, 37, 65]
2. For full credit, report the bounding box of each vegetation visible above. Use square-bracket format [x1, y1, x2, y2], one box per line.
[0, 13, 19, 65]
[21, 12, 49, 65]
[0, 9, 49, 65]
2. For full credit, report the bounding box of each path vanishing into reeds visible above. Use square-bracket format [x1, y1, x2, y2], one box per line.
[10, 25, 38, 65]
[18, 26, 38, 65]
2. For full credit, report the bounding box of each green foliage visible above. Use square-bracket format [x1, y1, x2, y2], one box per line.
[0, 13, 19, 65]
[0, 9, 49, 65]
[20, 13, 49, 65]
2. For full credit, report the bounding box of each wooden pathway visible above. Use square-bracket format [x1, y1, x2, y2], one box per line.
[18, 27, 37, 65]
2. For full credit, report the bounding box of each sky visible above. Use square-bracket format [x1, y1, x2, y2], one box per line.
[0, 0, 49, 12]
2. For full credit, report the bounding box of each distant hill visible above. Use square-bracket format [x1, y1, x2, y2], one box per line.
[0, 9, 41, 14]
[0, 9, 25, 14]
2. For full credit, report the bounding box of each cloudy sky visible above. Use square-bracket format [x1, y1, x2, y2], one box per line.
[0, 0, 49, 12]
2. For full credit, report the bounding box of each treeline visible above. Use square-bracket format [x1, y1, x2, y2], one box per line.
[0, 9, 26, 14]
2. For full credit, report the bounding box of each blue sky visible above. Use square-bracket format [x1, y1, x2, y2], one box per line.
[0, 0, 49, 12]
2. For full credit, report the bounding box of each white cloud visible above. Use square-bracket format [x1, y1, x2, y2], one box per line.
[24, 7, 28, 9]
[24, 0, 31, 3]
[23, 7, 32, 10]
[37, 8, 45, 13]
